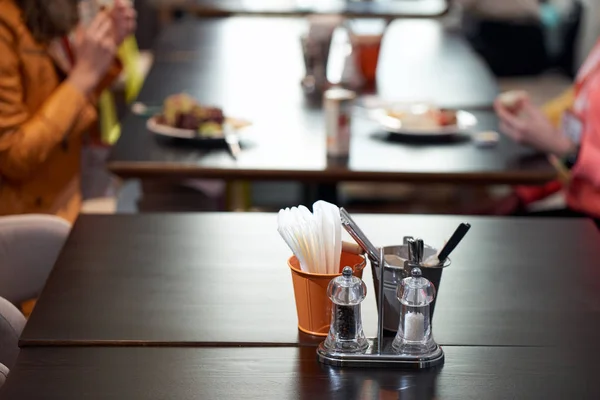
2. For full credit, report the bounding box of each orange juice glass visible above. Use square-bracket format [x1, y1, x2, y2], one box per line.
[353, 34, 383, 85]
[347, 19, 388, 86]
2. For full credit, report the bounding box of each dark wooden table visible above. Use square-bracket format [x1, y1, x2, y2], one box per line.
[3, 346, 600, 399]
[108, 18, 555, 185]
[20, 213, 600, 347]
[156, 0, 449, 20]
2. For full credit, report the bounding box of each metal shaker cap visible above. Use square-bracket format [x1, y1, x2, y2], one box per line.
[327, 266, 367, 306]
[397, 266, 436, 307]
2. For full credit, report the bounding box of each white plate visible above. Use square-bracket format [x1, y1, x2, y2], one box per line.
[147, 116, 225, 140]
[370, 109, 478, 138]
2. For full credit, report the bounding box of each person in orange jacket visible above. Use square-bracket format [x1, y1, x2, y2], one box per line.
[0, 0, 136, 223]
[495, 38, 600, 226]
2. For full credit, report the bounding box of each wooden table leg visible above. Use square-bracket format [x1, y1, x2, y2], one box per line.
[226, 181, 252, 211]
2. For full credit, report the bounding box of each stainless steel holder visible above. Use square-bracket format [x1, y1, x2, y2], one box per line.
[316, 338, 444, 369]
[318, 211, 445, 369]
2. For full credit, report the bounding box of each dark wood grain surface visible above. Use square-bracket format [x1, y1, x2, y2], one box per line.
[20, 213, 600, 347]
[2, 346, 600, 399]
[178, 0, 449, 18]
[108, 18, 554, 183]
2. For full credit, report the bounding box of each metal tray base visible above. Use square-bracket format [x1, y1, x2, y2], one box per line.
[317, 338, 444, 369]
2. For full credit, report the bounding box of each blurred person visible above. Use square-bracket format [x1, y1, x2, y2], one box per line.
[494, 36, 600, 226]
[0, 0, 136, 223]
[457, 0, 540, 19]
[457, 0, 548, 76]
[457, 0, 583, 76]
[458, 0, 584, 76]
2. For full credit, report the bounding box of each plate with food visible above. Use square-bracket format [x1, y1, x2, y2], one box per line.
[146, 93, 250, 141]
[370, 103, 477, 138]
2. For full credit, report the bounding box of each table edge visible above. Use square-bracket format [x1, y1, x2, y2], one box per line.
[107, 161, 557, 184]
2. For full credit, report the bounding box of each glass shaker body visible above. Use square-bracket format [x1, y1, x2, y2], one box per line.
[392, 267, 439, 356]
[324, 267, 369, 353]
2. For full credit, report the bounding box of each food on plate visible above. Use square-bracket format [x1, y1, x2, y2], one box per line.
[386, 106, 458, 130]
[437, 109, 458, 126]
[158, 93, 226, 137]
[497, 90, 527, 114]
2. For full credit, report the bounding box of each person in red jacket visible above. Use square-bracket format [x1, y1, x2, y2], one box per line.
[495, 39, 600, 227]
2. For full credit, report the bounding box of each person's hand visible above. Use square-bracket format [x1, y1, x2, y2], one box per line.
[110, 0, 137, 46]
[69, 12, 117, 95]
[494, 96, 575, 157]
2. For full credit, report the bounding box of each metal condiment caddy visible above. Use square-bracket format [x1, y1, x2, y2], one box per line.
[316, 209, 445, 369]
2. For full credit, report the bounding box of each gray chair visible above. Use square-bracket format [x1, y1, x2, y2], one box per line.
[0, 215, 71, 305]
[0, 362, 8, 388]
[0, 296, 26, 387]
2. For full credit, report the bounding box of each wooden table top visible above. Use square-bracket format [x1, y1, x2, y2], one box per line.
[108, 18, 554, 183]
[2, 346, 599, 399]
[171, 0, 449, 18]
[20, 213, 600, 347]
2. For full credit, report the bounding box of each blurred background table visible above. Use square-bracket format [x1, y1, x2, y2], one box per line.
[109, 18, 555, 210]
[20, 213, 600, 348]
[152, 0, 449, 24]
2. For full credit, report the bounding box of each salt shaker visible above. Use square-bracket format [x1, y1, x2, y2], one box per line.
[392, 266, 439, 356]
[324, 267, 369, 353]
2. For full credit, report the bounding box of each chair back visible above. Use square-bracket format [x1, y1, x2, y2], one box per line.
[0, 362, 8, 388]
[0, 296, 26, 372]
[0, 215, 70, 304]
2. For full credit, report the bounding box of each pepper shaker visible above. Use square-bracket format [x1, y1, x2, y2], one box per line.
[392, 266, 439, 357]
[324, 267, 369, 353]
